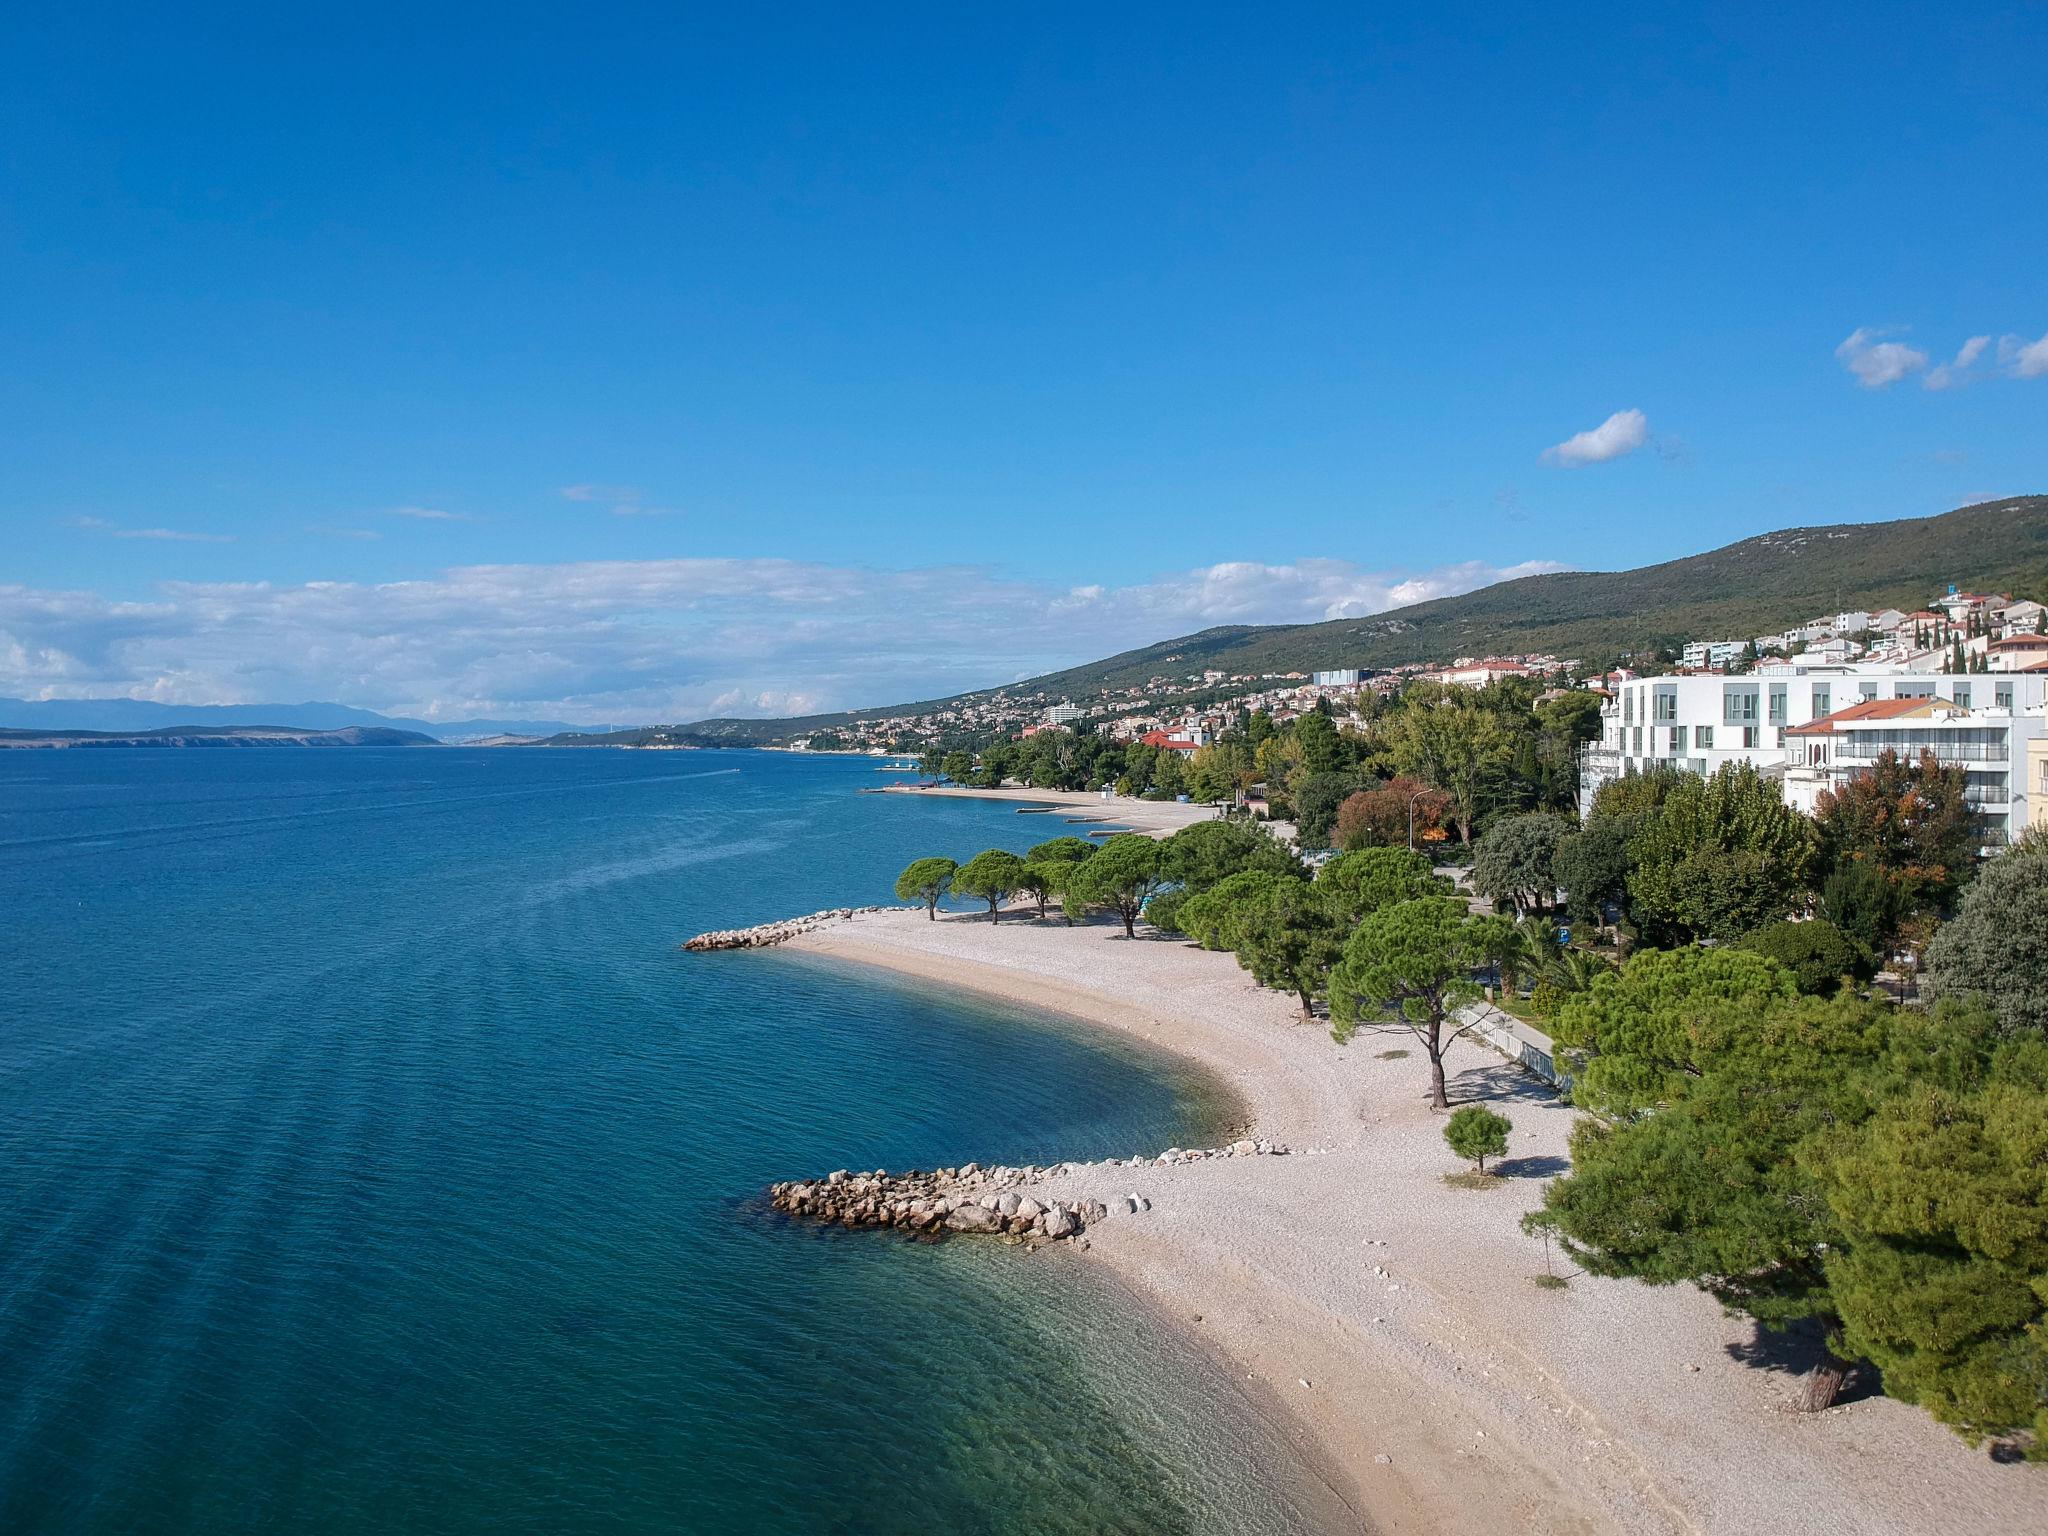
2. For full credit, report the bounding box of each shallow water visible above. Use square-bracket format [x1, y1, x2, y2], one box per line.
[0, 748, 1347, 1534]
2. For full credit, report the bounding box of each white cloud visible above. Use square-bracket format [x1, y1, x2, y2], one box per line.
[65, 515, 235, 543]
[1924, 335, 1991, 390]
[0, 552, 1567, 726]
[1542, 408, 1650, 468]
[1836, 327, 1929, 388]
[561, 483, 675, 518]
[2000, 330, 2048, 379]
[390, 506, 481, 522]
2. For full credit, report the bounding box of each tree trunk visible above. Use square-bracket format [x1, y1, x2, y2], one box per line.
[1798, 1350, 1850, 1412]
[989, 900, 1000, 924]
[1121, 907, 1136, 938]
[1426, 1022, 1449, 1109]
[1298, 988, 1315, 1020]
[926, 899, 938, 921]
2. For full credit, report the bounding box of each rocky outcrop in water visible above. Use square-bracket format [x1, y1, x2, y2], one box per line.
[684, 906, 893, 951]
[768, 1139, 1289, 1243]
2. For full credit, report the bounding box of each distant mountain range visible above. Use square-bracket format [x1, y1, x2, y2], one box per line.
[0, 725, 438, 749]
[545, 494, 2048, 748]
[0, 697, 599, 742]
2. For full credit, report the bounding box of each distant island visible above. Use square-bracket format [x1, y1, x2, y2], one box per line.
[0, 725, 438, 750]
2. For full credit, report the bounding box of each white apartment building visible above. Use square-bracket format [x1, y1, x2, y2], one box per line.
[1044, 703, 1084, 726]
[1680, 639, 1747, 669]
[1312, 668, 1369, 687]
[1580, 664, 2048, 823]
[1782, 699, 2043, 847]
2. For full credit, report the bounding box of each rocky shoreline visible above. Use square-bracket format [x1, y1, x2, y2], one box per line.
[684, 906, 895, 951]
[769, 1137, 1295, 1244]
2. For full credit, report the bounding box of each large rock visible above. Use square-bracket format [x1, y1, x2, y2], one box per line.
[945, 1204, 1002, 1233]
[1042, 1205, 1079, 1239]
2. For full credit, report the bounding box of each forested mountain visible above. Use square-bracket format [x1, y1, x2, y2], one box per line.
[553, 495, 2048, 747]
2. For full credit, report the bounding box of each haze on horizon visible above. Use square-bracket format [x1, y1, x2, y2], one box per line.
[3, 4, 2044, 727]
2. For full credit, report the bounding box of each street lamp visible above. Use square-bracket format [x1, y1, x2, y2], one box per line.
[1408, 787, 1431, 852]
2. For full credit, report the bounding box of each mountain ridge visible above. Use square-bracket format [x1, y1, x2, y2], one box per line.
[552, 494, 2048, 747]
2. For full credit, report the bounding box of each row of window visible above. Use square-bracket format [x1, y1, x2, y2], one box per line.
[1619, 679, 2018, 725]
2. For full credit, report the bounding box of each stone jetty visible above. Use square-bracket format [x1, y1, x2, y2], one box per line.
[768, 1138, 1289, 1243]
[684, 906, 893, 951]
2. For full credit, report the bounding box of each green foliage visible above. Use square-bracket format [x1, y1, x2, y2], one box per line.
[1329, 896, 1498, 1107]
[1625, 762, 1818, 944]
[1177, 870, 1284, 951]
[1815, 749, 1981, 919]
[1141, 884, 1189, 935]
[1527, 993, 1896, 1333]
[1016, 860, 1076, 919]
[1801, 1040, 2048, 1457]
[1471, 812, 1572, 914]
[1739, 919, 1871, 997]
[1159, 819, 1303, 892]
[1820, 857, 1901, 954]
[1590, 764, 1683, 821]
[1314, 846, 1448, 928]
[1294, 710, 1346, 775]
[1293, 770, 1364, 849]
[1379, 696, 1517, 843]
[939, 750, 975, 784]
[1444, 1105, 1512, 1172]
[1227, 875, 1344, 1017]
[1922, 843, 2048, 1038]
[1062, 833, 1166, 938]
[1026, 835, 1097, 864]
[893, 856, 958, 919]
[1553, 814, 1634, 929]
[953, 849, 1027, 923]
[1548, 947, 1799, 1119]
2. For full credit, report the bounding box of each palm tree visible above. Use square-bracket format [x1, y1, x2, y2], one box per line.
[1541, 945, 1616, 995]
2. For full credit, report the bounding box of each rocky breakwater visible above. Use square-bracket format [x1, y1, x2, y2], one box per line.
[684, 906, 893, 952]
[768, 1137, 1291, 1245]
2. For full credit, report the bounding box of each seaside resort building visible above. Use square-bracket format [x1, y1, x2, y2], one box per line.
[1581, 665, 2048, 845]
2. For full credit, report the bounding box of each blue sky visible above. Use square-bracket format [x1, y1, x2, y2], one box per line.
[3, 3, 2043, 722]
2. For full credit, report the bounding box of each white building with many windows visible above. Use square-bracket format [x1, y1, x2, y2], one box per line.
[1579, 665, 2048, 829]
[1782, 698, 2043, 847]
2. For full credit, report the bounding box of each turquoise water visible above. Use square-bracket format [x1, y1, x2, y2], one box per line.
[0, 749, 1347, 1534]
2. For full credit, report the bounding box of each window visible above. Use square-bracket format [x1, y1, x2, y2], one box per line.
[1623, 691, 1635, 725]
[1996, 683, 2014, 710]
[1672, 725, 1688, 751]
[1953, 684, 1971, 709]
[1743, 726, 1759, 749]
[1653, 685, 1677, 723]
[1632, 726, 1643, 754]
[1860, 684, 1878, 702]
[1696, 725, 1714, 750]
[1723, 684, 1760, 724]
[1812, 684, 1831, 717]
[1769, 684, 1788, 725]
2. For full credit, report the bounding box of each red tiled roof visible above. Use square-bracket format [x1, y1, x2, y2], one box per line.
[1784, 697, 1956, 736]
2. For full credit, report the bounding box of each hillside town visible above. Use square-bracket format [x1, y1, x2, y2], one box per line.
[805, 584, 2048, 843]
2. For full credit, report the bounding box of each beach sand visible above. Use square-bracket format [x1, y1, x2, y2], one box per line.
[789, 907, 2048, 1536]
[874, 783, 1231, 838]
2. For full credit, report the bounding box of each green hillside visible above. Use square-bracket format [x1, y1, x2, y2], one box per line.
[543, 495, 2048, 747]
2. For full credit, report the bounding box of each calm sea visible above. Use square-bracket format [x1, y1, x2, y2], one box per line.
[0, 748, 1346, 1534]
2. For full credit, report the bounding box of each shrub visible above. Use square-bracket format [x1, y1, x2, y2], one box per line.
[1738, 919, 1870, 997]
[1444, 1105, 1512, 1173]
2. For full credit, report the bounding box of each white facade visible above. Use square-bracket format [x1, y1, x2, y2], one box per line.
[1312, 668, 1369, 687]
[1680, 639, 1747, 669]
[1044, 703, 1083, 726]
[1579, 665, 2048, 819]
[1781, 700, 2043, 846]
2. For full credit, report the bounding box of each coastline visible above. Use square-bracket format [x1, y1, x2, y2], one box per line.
[871, 782, 1225, 838]
[786, 908, 2048, 1536]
